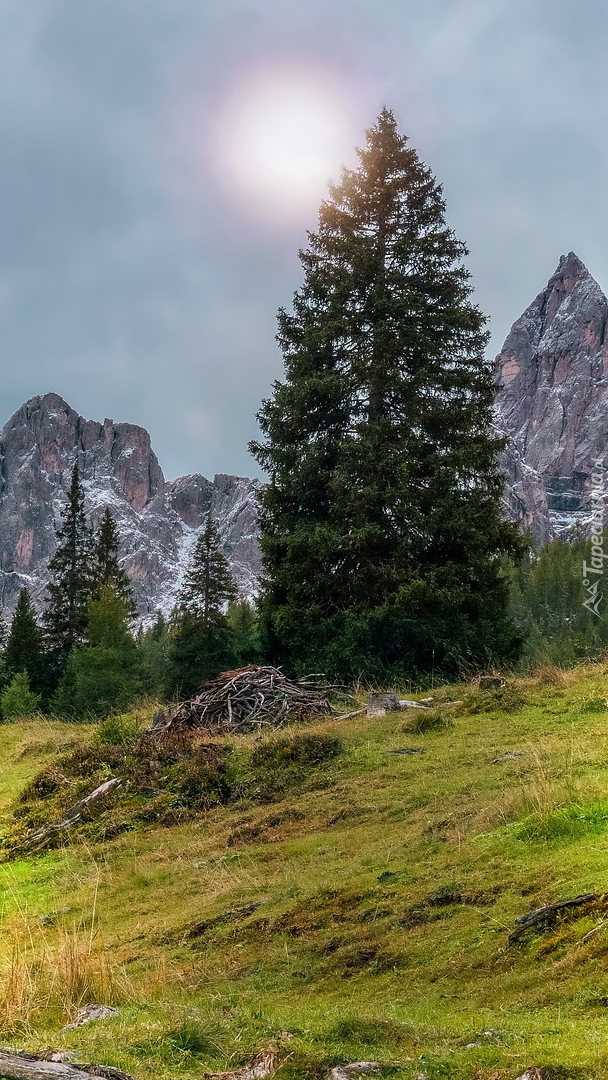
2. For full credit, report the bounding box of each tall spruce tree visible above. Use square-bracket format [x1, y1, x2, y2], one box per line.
[94, 507, 136, 617]
[167, 516, 238, 697]
[176, 516, 237, 624]
[4, 587, 52, 703]
[250, 109, 523, 680]
[44, 463, 95, 654]
[5, 588, 43, 676]
[4, 591, 42, 682]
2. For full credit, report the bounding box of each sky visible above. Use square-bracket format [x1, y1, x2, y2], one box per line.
[0, 0, 607, 481]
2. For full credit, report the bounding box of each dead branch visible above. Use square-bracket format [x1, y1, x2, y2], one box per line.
[333, 707, 367, 721]
[509, 893, 604, 942]
[14, 778, 122, 852]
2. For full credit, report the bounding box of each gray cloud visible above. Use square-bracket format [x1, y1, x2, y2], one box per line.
[0, 0, 607, 479]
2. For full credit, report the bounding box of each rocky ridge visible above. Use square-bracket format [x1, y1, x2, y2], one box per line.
[494, 251, 608, 544]
[0, 393, 261, 619]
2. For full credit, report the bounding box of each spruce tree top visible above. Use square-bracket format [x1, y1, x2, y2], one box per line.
[5, 588, 42, 673]
[44, 463, 95, 653]
[94, 507, 136, 617]
[253, 108, 492, 477]
[176, 515, 237, 626]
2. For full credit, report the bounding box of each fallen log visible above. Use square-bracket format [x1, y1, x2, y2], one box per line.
[509, 893, 605, 942]
[0, 1051, 133, 1080]
[13, 778, 122, 852]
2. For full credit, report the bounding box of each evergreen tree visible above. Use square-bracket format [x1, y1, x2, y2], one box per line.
[52, 585, 141, 719]
[5, 588, 43, 679]
[177, 516, 238, 623]
[227, 598, 262, 665]
[150, 610, 167, 640]
[44, 463, 95, 654]
[93, 507, 136, 617]
[250, 109, 523, 680]
[1, 671, 41, 720]
[166, 517, 238, 697]
[138, 612, 172, 699]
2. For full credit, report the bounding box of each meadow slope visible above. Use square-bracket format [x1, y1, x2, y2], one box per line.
[3, 667, 608, 1079]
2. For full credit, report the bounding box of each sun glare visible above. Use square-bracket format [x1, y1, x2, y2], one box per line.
[213, 66, 354, 225]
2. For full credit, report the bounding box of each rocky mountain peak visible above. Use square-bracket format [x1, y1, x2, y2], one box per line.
[495, 253, 608, 542]
[1, 392, 165, 514]
[0, 395, 261, 618]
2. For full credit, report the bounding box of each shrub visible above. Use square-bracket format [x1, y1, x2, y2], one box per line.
[10, 730, 236, 847]
[96, 713, 142, 746]
[401, 708, 453, 734]
[1, 672, 41, 720]
[465, 683, 528, 714]
[251, 733, 343, 769]
[8, 726, 343, 849]
[165, 741, 235, 810]
[246, 732, 343, 803]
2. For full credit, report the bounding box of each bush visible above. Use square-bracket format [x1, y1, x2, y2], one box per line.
[247, 732, 343, 803]
[465, 683, 528, 714]
[96, 713, 142, 746]
[8, 721, 345, 850]
[1, 672, 41, 720]
[11, 730, 236, 846]
[401, 708, 453, 734]
[251, 733, 343, 769]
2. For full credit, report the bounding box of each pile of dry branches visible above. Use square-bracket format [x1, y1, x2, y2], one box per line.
[151, 665, 335, 735]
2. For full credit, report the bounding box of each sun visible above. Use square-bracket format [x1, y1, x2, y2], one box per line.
[213, 66, 355, 225]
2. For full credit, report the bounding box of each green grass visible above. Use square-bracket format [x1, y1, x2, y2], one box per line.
[4, 669, 608, 1077]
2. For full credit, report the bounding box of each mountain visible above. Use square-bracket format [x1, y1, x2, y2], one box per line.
[4, 259, 605, 622]
[0, 393, 261, 619]
[494, 251, 608, 543]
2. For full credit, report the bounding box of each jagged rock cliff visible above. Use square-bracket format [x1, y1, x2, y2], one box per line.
[0, 393, 261, 618]
[494, 251, 608, 543]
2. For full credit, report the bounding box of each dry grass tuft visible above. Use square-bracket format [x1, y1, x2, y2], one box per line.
[0, 905, 131, 1033]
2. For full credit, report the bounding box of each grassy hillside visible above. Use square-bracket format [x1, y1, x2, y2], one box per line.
[3, 667, 608, 1079]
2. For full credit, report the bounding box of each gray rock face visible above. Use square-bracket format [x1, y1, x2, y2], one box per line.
[0, 393, 261, 619]
[494, 252, 608, 543]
